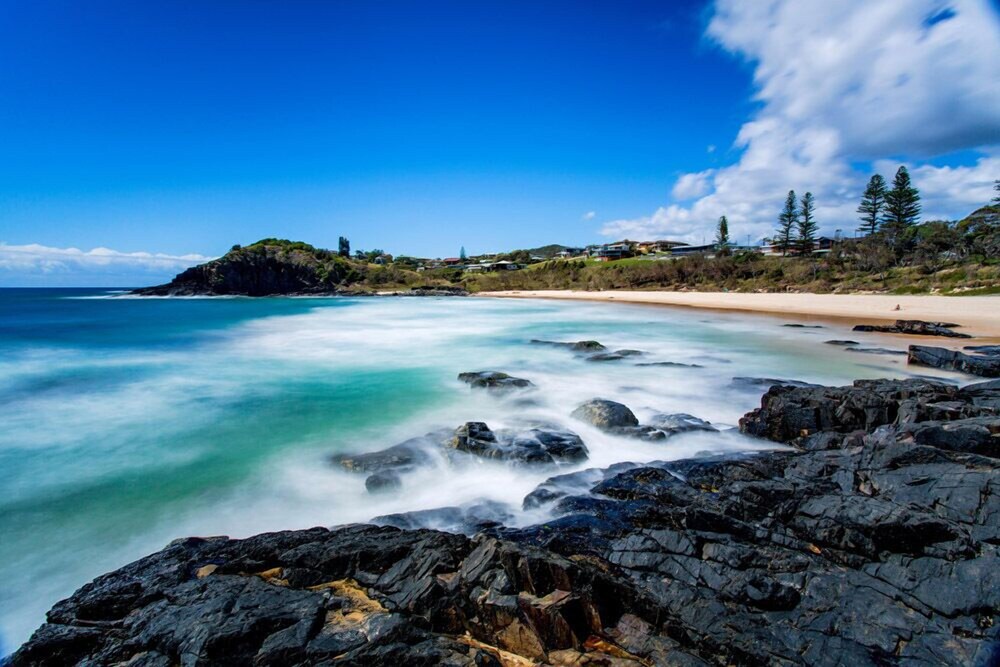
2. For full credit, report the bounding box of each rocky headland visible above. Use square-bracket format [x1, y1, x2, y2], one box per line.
[10, 368, 1000, 666]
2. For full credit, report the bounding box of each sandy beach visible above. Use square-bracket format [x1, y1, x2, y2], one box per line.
[480, 290, 1000, 343]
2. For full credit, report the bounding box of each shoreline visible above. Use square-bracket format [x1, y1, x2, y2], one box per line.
[478, 290, 1000, 345]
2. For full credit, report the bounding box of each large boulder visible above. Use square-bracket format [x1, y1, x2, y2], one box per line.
[457, 371, 534, 390]
[853, 319, 971, 338]
[446, 422, 589, 465]
[571, 399, 639, 430]
[908, 345, 1000, 377]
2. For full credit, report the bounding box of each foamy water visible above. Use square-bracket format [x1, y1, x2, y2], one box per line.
[0, 288, 967, 653]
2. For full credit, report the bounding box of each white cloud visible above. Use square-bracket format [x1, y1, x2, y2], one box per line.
[671, 169, 715, 200]
[0, 243, 213, 286]
[605, 0, 1000, 244]
[581, 211, 596, 220]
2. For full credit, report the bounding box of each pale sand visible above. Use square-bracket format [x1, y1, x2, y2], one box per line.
[480, 290, 1000, 343]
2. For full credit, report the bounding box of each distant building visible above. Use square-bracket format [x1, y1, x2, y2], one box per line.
[442, 257, 463, 266]
[636, 240, 688, 254]
[670, 243, 717, 256]
[556, 247, 585, 258]
[589, 242, 634, 261]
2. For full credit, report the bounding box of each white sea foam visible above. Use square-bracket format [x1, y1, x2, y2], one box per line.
[0, 296, 966, 651]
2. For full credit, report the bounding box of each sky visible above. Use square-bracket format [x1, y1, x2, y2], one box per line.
[0, 0, 998, 286]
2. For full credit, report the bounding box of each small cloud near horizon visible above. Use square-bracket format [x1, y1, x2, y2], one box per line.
[0, 242, 214, 287]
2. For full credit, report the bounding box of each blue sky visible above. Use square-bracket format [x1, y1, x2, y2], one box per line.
[0, 0, 998, 286]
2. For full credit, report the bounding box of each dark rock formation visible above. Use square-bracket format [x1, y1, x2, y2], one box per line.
[587, 349, 644, 362]
[447, 422, 589, 465]
[824, 339, 860, 346]
[730, 376, 821, 390]
[909, 345, 1000, 377]
[966, 345, 1000, 355]
[782, 323, 824, 328]
[647, 413, 717, 436]
[330, 436, 434, 474]
[844, 347, 907, 355]
[400, 286, 469, 297]
[15, 379, 1000, 666]
[365, 470, 402, 493]
[853, 319, 971, 338]
[571, 399, 639, 430]
[635, 361, 704, 368]
[530, 339, 606, 352]
[457, 371, 534, 391]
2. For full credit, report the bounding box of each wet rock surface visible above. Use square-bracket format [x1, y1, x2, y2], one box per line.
[844, 346, 907, 355]
[13, 379, 1000, 666]
[909, 344, 1000, 377]
[853, 319, 972, 338]
[447, 422, 589, 465]
[457, 371, 535, 391]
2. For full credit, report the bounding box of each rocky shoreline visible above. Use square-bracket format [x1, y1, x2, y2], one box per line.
[9, 369, 1000, 665]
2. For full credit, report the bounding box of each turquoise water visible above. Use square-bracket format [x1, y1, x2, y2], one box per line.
[0, 289, 965, 652]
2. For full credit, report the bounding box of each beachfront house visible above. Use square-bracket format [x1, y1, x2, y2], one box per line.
[670, 243, 717, 257]
[589, 242, 634, 261]
[637, 240, 688, 254]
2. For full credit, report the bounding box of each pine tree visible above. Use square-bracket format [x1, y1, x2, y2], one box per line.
[883, 166, 921, 233]
[797, 192, 817, 255]
[338, 236, 350, 257]
[775, 190, 797, 257]
[856, 174, 887, 236]
[459, 246, 467, 261]
[715, 216, 730, 255]
[993, 179, 1000, 205]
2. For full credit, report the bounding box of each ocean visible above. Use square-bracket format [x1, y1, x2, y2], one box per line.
[0, 288, 963, 652]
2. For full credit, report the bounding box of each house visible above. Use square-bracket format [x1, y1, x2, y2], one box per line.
[442, 257, 463, 266]
[636, 240, 688, 254]
[556, 247, 585, 258]
[589, 242, 634, 261]
[493, 260, 521, 271]
[670, 243, 717, 256]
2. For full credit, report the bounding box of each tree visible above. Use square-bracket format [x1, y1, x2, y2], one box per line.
[338, 236, 350, 257]
[715, 216, 730, 255]
[797, 192, 817, 255]
[856, 174, 887, 236]
[993, 179, 1000, 205]
[883, 166, 921, 233]
[460, 246, 467, 261]
[775, 190, 797, 257]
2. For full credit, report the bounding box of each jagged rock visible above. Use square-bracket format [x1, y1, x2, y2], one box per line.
[14, 378, 1000, 666]
[824, 339, 860, 346]
[373, 500, 514, 533]
[457, 371, 534, 390]
[730, 376, 821, 390]
[571, 399, 639, 430]
[365, 470, 402, 493]
[446, 422, 589, 465]
[587, 349, 644, 362]
[331, 434, 440, 473]
[782, 323, 824, 328]
[966, 345, 1000, 355]
[909, 345, 1000, 377]
[844, 347, 907, 355]
[530, 339, 606, 352]
[853, 319, 971, 338]
[634, 361, 704, 368]
[647, 413, 717, 435]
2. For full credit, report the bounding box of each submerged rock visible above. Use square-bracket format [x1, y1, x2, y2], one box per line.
[634, 361, 704, 368]
[446, 422, 589, 465]
[530, 339, 606, 351]
[457, 371, 534, 390]
[853, 319, 971, 338]
[365, 470, 402, 493]
[587, 349, 644, 362]
[844, 346, 907, 355]
[647, 413, 717, 435]
[909, 344, 1000, 377]
[824, 339, 860, 346]
[782, 323, 824, 328]
[331, 437, 433, 473]
[730, 376, 821, 390]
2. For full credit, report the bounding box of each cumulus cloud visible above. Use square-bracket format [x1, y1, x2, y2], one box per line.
[0, 243, 213, 287]
[604, 0, 1000, 244]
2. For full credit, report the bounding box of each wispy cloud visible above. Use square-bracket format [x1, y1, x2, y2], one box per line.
[604, 0, 1000, 244]
[581, 211, 597, 221]
[0, 243, 213, 287]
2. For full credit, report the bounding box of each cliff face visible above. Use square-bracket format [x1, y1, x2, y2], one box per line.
[132, 242, 363, 296]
